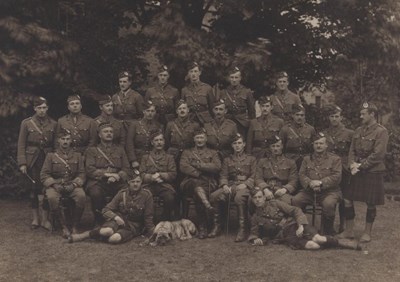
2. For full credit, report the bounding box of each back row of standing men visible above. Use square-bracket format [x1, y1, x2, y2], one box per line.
[17, 62, 388, 244]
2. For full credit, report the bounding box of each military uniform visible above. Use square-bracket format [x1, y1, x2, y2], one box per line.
[255, 155, 298, 204]
[211, 153, 256, 206]
[94, 114, 126, 147]
[279, 122, 316, 168]
[346, 122, 388, 205]
[165, 117, 200, 162]
[112, 89, 144, 127]
[180, 146, 221, 236]
[56, 113, 97, 154]
[139, 150, 177, 220]
[145, 84, 179, 125]
[181, 82, 214, 125]
[292, 152, 342, 234]
[270, 90, 302, 122]
[248, 199, 316, 249]
[218, 84, 255, 134]
[40, 148, 86, 231]
[94, 187, 155, 242]
[126, 119, 163, 164]
[85, 143, 130, 224]
[204, 118, 238, 159]
[246, 115, 284, 159]
[17, 114, 57, 208]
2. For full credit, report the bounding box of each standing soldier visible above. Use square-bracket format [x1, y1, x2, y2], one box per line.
[279, 104, 316, 169]
[56, 95, 97, 155]
[165, 100, 200, 162]
[292, 133, 342, 235]
[180, 128, 221, 239]
[94, 95, 126, 147]
[247, 96, 284, 159]
[322, 105, 354, 232]
[270, 71, 302, 122]
[254, 136, 298, 205]
[17, 96, 56, 230]
[181, 62, 214, 125]
[145, 65, 179, 126]
[40, 129, 86, 237]
[218, 66, 255, 135]
[68, 172, 155, 244]
[85, 123, 130, 226]
[126, 101, 163, 169]
[112, 71, 144, 128]
[338, 102, 389, 243]
[208, 134, 256, 242]
[139, 131, 177, 221]
[204, 99, 238, 159]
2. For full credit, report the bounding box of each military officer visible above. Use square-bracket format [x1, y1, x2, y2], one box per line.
[145, 65, 179, 125]
[139, 131, 177, 221]
[338, 102, 389, 243]
[94, 95, 126, 147]
[40, 129, 86, 237]
[181, 62, 214, 125]
[165, 99, 200, 162]
[112, 71, 144, 128]
[180, 128, 222, 239]
[204, 99, 238, 159]
[322, 105, 354, 232]
[17, 96, 57, 230]
[247, 96, 284, 160]
[270, 71, 302, 122]
[68, 171, 155, 244]
[218, 66, 255, 135]
[292, 132, 342, 235]
[126, 100, 163, 168]
[208, 134, 256, 242]
[248, 189, 360, 250]
[254, 136, 298, 205]
[56, 95, 97, 154]
[85, 123, 130, 226]
[279, 104, 316, 168]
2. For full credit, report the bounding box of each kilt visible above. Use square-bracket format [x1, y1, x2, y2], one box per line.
[344, 171, 385, 205]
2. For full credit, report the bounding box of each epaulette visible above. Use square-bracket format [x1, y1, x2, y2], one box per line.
[142, 188, 152, 197]
[22, 117, 32, 123]
[225, 118, 236, 125]
[377, 124, 387, 131]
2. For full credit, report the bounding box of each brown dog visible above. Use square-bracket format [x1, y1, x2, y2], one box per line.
[144, 219, 197, 246]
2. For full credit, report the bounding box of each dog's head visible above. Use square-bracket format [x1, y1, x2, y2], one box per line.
[155, 231, 173, 246]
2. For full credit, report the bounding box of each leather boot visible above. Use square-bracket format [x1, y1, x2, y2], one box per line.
[338, 201, 345, 233]
[54, 210, 70, 238]
[208, 203, 222, 238]
[31, 208, 40, 229]
[68, 231, 90, 243]
[360, 222, 373, 243]
[321, 215, 336, 236]
[337, 238, 362, 250]
[194, 187, 214, 212]
[336, 219, 355, 239]
[194, 199, 208, 239]
[72, 207, 84, 234]
[235, 205, 246, 242]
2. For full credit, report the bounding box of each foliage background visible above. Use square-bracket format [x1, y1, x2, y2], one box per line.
[1, 0, 400, 196]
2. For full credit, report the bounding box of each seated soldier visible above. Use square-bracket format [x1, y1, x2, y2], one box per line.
[254, 135, 298, 205]
[180, 128, 222, 239]
[208, 133, 256, 242]
[68, 171, 155, 244]
[139, 130, 177, 221]
[85, 123, 130, 226]
[292, 132, 342, 235]
[248, 189, 360, 251]
[40, 129, 86, 237]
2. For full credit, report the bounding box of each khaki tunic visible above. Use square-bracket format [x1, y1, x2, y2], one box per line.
[204, 118, 238, 158]
[270, 90, 302, 122]
[112, 89, 144, 122]
[56, 113, 97, 154]
[94, 114, 126, 147]
[145, 84, 179, 123]
[279, 122, 316, 161]
[181, 81, 214, 124]
[323, 123, 354, 170]
[219, 153, 256, 189]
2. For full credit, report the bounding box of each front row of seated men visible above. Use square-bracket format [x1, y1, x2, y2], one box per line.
[40, 120, 347, 247]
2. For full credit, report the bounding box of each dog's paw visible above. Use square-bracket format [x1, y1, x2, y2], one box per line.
[139, 239, 150, 246]
[150, 242, 157, 247]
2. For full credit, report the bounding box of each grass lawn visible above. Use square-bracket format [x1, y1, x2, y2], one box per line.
[1, 199, 400, 282]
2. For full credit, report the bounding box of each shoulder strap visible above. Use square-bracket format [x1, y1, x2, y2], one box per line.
[274, 96, 285, 110]
[172, 121, 184, 138]
[29, 119, 43, 135]
[54, 153, 71, 171]
[96, 147, 116, 167]
[148, 154, 161, 171]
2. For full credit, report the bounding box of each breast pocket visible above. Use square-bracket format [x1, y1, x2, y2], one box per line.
[78, 127, 89, 141]
[125, 101, 136, 112]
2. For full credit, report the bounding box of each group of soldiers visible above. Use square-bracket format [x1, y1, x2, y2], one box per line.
[17, 63, 388, 249]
